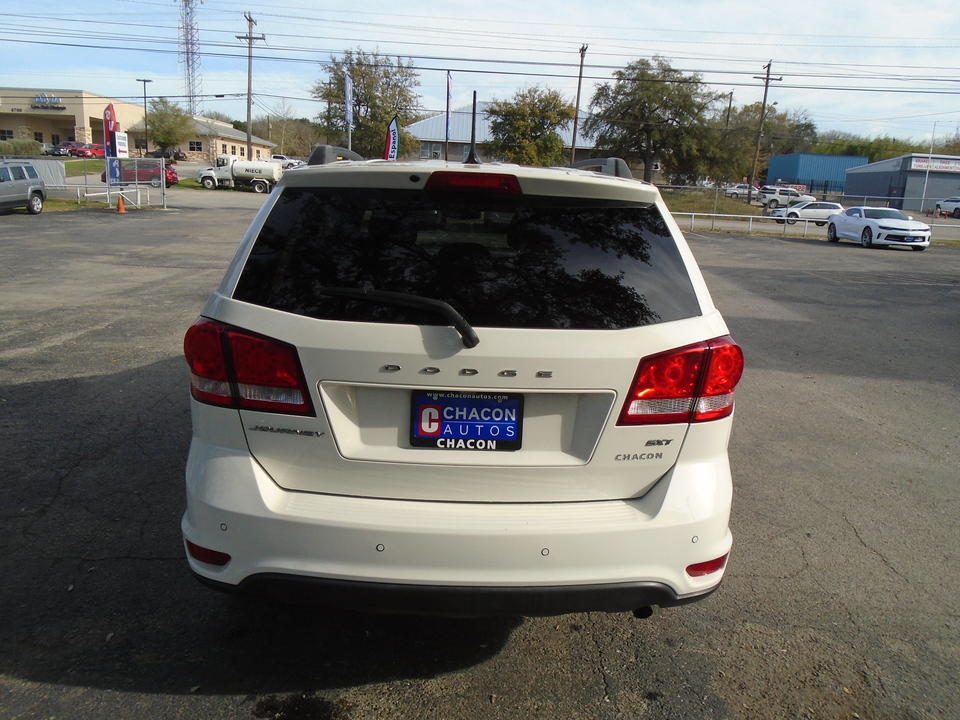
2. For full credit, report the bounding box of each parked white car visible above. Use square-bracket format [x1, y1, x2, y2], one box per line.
[771, 201, 844, 226]
[757, 186, 815, 208]
[935, 197, 960, 218]
[826, 206, 930, 251]
[181, 152, 745, 618]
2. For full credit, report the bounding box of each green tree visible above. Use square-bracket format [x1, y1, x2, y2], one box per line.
[700, 102, 819, 186]
[485, 87, 574, 166]
[202, 110, 235, 124]
[811, 130, 924, 163]
[251, 115, 321, 157]
[250, 99, 322, 157]
[144, 97, 194, 153]
[938, 130, 960, 157]
[759, 105, 817, 157]
[697, 96, 754, 186]
[585, 57, 719, 182]
[312, 49, 422, 159]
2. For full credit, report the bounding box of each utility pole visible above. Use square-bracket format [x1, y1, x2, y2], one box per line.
[747, 61, 782, 203]
[713, 91, 734, 216]
[570, 44, 588, 165]
[237, 12, 264, 160]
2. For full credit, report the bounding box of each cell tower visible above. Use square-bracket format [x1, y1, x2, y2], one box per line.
[178, 0, 203, 116]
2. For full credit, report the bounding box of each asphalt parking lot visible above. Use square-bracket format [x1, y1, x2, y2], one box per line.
[1, 190, 958, 719]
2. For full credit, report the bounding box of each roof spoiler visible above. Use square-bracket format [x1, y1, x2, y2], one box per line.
[570, 157, 633, 178]
[307, 145, 365, 165]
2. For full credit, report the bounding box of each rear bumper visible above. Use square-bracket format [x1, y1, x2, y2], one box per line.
[182, 434, 733, 616]
[192, 572, 719, 617]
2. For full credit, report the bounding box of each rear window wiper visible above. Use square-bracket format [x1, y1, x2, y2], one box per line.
[315, 287, 480, 349]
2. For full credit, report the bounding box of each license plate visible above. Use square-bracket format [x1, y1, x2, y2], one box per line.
[410, 391, 523, 451]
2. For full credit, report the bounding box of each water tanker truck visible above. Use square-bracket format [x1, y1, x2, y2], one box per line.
[197, 155, 284, 194]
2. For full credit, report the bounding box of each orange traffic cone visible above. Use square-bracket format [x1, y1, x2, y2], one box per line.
[116, 195, 127, 214]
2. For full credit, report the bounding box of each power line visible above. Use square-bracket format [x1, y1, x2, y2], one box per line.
[5, 32, 960, 98]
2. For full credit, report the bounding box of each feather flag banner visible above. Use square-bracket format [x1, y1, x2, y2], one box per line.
[383, 115, 400, 160]
[446, 71, 452, 143]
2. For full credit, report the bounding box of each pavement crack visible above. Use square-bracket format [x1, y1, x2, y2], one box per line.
[843, 513, 906, 581]
[584, 615, 616, 712]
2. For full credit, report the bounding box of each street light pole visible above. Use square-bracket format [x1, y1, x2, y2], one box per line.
[136, 78, 152, 157]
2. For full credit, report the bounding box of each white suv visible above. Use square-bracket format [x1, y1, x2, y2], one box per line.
[935, 197, 960, 218]
[182, 151, 744, 617]
[757, 185, 815, 208]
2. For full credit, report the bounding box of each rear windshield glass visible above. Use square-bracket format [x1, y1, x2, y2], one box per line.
[233, 186, 701, 330]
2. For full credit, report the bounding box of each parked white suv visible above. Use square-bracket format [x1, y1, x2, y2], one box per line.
[757, 185, 815, 208]
[182, 150, 744, 617]
[935, 197, 960, 218]
[270, 154, 303, 169]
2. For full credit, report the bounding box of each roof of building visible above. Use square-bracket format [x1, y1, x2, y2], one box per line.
[193, 115, 276, 147]
[192, 117, 273, 147]
[407, 103, 595, 148]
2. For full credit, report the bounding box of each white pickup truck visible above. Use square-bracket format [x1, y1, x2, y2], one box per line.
[197, 155, 283, 194]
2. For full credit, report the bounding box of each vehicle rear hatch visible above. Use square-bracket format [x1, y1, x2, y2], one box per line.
[216, 164, 720, 503]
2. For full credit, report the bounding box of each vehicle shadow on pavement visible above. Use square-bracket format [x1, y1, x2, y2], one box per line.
[0, 357, 520, 696]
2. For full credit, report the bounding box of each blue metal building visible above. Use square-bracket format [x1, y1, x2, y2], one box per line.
[766, 153, 868, 194]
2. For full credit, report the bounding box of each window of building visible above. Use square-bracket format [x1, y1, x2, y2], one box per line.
[255, 150, 261, 159]
[0, 130, 13, 141]
[240, 146, 245, 157]
[420, 142, 443, 159]
[189, 141, 202, 152]
[52, 134, 60, 145]
[34, 132, 44, 143]
[222, 143, 228, 154]
[231, 145, 237, 155]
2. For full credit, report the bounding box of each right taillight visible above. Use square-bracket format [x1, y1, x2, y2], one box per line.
[183, 318, 314, 416]
[618, 336, 743, 425]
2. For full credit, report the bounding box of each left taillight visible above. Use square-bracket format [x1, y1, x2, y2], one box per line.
[617, 336, 744, 426]
[183, 317, 314, 416]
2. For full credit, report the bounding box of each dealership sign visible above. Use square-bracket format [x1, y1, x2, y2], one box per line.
[910, 156, 960, 174]
[30, 93, 66, 111]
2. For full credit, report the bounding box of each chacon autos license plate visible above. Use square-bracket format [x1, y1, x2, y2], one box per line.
[410, 391, 523, 451]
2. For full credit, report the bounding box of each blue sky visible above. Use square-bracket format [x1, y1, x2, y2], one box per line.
[3, 0, 959, 142]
